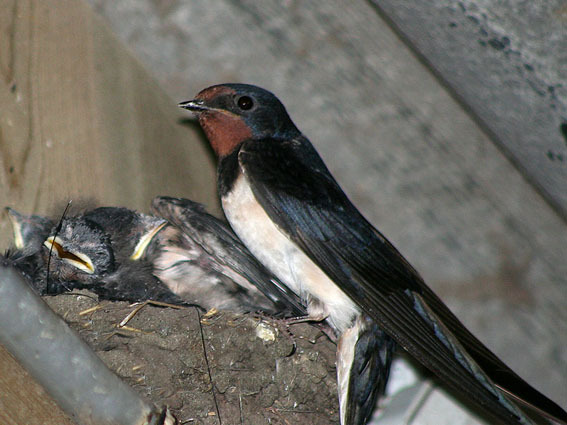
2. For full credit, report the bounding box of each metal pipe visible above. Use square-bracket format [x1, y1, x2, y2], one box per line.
[0, 265, 176, 425]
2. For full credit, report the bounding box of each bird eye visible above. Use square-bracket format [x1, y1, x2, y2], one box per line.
[236, 95, 254, 111]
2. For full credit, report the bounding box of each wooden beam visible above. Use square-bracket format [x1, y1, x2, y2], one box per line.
[370, 0, 567, 220]
[0, 0, 219, 251]
[0, 344, 74, 425]
[0, 0, 219, 422]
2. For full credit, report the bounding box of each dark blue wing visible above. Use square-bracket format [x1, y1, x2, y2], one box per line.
[345, 317, 395, 425]
[239, 136, 566, 425]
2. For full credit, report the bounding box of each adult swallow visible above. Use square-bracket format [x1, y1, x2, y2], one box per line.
[180, 83, 567, 425]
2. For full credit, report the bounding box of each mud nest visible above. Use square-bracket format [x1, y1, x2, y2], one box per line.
[44, 291, 339, 424]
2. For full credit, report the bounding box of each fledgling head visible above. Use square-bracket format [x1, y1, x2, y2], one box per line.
[81, 207, 167, 261]
[179, 83, 300, 157]
[5, 208, 55, 253]
[42, 217, 115, 283]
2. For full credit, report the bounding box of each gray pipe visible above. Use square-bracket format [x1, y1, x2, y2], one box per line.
[0, 265, 176, 425]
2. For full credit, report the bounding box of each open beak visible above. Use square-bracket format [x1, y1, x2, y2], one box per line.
[44, 236, 95, 274]
[178, 99, 210, 112]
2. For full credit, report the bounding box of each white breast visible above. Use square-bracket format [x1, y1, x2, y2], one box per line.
[222, 173, 360, 333]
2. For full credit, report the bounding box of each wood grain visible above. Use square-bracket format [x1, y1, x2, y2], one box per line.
[0, 0, 219, 423]
[0, 0, 219, 252]
[83, 0, 567, 412]
[371, 0, 567, 219]
[0, 344, 74, 425]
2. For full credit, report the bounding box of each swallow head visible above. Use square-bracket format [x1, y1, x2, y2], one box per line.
[179, 83, 299, 157]
[42, 218, 115, 282]
[81, 207, 167, 261]
[5, 207, 54, 252]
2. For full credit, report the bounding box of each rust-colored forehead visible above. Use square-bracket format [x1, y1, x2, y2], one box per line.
[196, 85, 236, 101]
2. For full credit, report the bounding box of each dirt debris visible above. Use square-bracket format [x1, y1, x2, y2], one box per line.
[44, 291, 339, 424]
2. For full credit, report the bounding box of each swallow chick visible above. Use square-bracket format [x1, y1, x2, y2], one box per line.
[84, 201, 305, 314]
[148, 196, 306, 316]
[66, 207, 186, 304]
[4, 205, 306, 316]
[180, 83, 567, 425]
[4, 207, 185, 304]
[2, 208, 56, 294]
[6, 207, 55, 254]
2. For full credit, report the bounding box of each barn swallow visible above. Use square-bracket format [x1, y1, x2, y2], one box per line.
[3, 208, 56, 294]
[82, 202, 304, 314]
[149, 196, 305, 315]
[80, 206, 169, 262]
[3, 208, 53, 293]
[33, 210, 186, 303]
[6, 207, 54, 253]
[180, 83, 567, 425]
[4, 205, 306, 316]
[1, 248, 44, 294]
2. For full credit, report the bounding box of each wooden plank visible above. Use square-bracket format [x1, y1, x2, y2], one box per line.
[370, 0, 567, 219]
[0, 1, 219, 422]
[83, 0, 567, 411]
[0, 0, 219, 251]
[0, 344, 74, 425]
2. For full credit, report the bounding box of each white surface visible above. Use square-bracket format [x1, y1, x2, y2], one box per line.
[373, 358, 485, 425]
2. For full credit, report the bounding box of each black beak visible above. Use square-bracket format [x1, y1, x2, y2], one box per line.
[178, 99, 209, 112]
